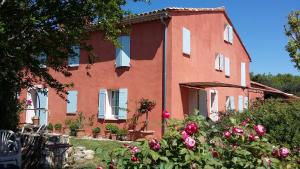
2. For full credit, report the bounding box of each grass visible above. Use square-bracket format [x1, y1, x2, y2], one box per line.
[69, 138, 131, 169]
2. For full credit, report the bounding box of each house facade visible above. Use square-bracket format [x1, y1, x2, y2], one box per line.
[19, 7, 251, 138]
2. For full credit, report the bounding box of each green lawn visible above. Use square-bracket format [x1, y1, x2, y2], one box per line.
[70, 138, 128, 169]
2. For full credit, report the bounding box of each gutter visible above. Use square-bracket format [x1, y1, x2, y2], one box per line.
[160, 13, 168, 134]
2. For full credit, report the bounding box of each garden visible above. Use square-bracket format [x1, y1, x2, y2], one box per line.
[73, 99, 300, 169]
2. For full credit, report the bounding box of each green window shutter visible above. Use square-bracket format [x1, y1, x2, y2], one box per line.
[118, 88, 128, 120]
[67, 90, 77, 113]
[98, 89, 106, 119]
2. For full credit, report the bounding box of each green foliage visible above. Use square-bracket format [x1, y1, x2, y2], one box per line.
[105, 124, 119, 134]
[92, 127, 101, 134]
[0, 0, 145, 130]
[47, 123, 53, 131]
[117, 128, 128, 136]
[285, 10, 300, 70]
[251, 73, 300, 96]
[106, 115, 299, 169]
[54, 123, 62, 130]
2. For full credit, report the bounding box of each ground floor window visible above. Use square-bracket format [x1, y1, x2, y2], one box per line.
[110, 90, 119, 117]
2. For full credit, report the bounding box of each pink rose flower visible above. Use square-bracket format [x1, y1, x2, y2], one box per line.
[254, 124, 265, 137]
[27, 99, 32, 105]
[241, 121, 247, 126]
[223, 131, 231, 139]
[149, 139, 160, 151]
[181, 131, 189, 140]
[232, 127, 244, 135]
[131, 155, 138, 162]
[162, 110, 170, 119]
[279, 147, 289, 158]
[248, 133, 256, 141]
[96, 166, 103, 169]
[212, 150, 219, 158]
[130, 146, 140, 154]
[184, 122, 198, 135]
[184, 136, 196, 149]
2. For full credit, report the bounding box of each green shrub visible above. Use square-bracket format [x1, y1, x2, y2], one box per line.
[105, 124, 119, 134]
[105, 115, 300, 169]
[54, 123, 62, 130]
[117, 128, 128, 136]
[69, 121, 80, 136]
[219, 99, 300, 149]
[92, 127, 101, 134]
[47, 123, 53, 131]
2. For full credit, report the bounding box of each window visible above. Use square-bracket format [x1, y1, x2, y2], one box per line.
[224, 24, 233, 44]
[241, 62, 246, 87]
[68, 45, 80, 67]
[116, 36, 130, 67]
[226, 96, 235, 111]
[98, 88, 128, 120]
[225, 57, 230, 77]
[215, 53, 224, 71]
[67, 90, 77, 113]
[182, 27, 191, 55]
[38, 52, 47, 68]
[111, 90, 119, 116]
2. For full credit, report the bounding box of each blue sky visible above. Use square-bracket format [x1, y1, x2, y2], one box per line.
[124, 0, 300, 75]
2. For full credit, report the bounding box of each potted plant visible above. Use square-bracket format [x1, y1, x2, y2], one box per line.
[105, 124, 119, 140]
[54, 123, 62, 133]
[105, 124, 113, 138]
[92, 127, 101, 138]
[138, 98, 156, 131]
[117, 128, 128, 141]
[69, 120, 79, 136]
[47, 123, 53, 133]
[64, 119, 72, 135]
[76, 112, 86, 137]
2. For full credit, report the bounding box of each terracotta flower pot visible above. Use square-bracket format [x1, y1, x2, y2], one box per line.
[64, 127, 71, 135]
[93, 133, 100, 138]
[111, 134, 117, 140]
[32, 116, 40, 125]
[76, 129, 85, 138]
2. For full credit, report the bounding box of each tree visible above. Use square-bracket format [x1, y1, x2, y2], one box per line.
[0, 0, 144, 129]
[285, 10, 300, 70]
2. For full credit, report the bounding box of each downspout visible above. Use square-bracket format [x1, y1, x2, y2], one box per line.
[160, 14, 168, 133]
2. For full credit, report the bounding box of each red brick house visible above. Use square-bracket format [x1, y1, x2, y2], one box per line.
[19, 7, 252, 138]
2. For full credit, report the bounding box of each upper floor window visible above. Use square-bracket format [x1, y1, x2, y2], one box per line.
[116, 36, 130, 67]
[182, 27, 191, 55]
[68, 45, 80, 67]
[224, 24, 233, 44]
[215, 53, 224, 71]
[225, 57, 230, 77]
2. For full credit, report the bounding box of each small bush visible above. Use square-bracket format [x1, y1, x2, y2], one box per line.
[92, 127, 101, 134]
[54, 123, 62, 130]
[219, 99, 300, 149]
[47, 123, 53, 131]
[117, 128, 128, 136]
[105, 124, 119, 134]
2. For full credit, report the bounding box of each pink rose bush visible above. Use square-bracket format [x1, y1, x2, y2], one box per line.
[108, 116, 299, 168]
[162, 110, 170, 119]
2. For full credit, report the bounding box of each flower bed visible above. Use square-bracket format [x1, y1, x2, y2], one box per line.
[102, 115, 300, 169]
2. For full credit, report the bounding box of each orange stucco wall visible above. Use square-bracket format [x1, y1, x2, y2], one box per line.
[167, 11, 251, 119]
[20, 20, 165, 137]
[19, 11, 252, 138]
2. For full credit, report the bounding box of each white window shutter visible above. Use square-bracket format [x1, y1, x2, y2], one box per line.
[238, 95, 244, 112]
[225, 57, 230, 77]
[182, 27, 191, 55]
[229, 25, 233, 43]
[219, 54, 224, 71]
[244, 96, 249, 109]
[230, 96, 235, 110]
[241, 62, 246, 86]
[224, 25, 229, 42]
[225, 96, 230, 111]
[215, 54, 220, 70]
